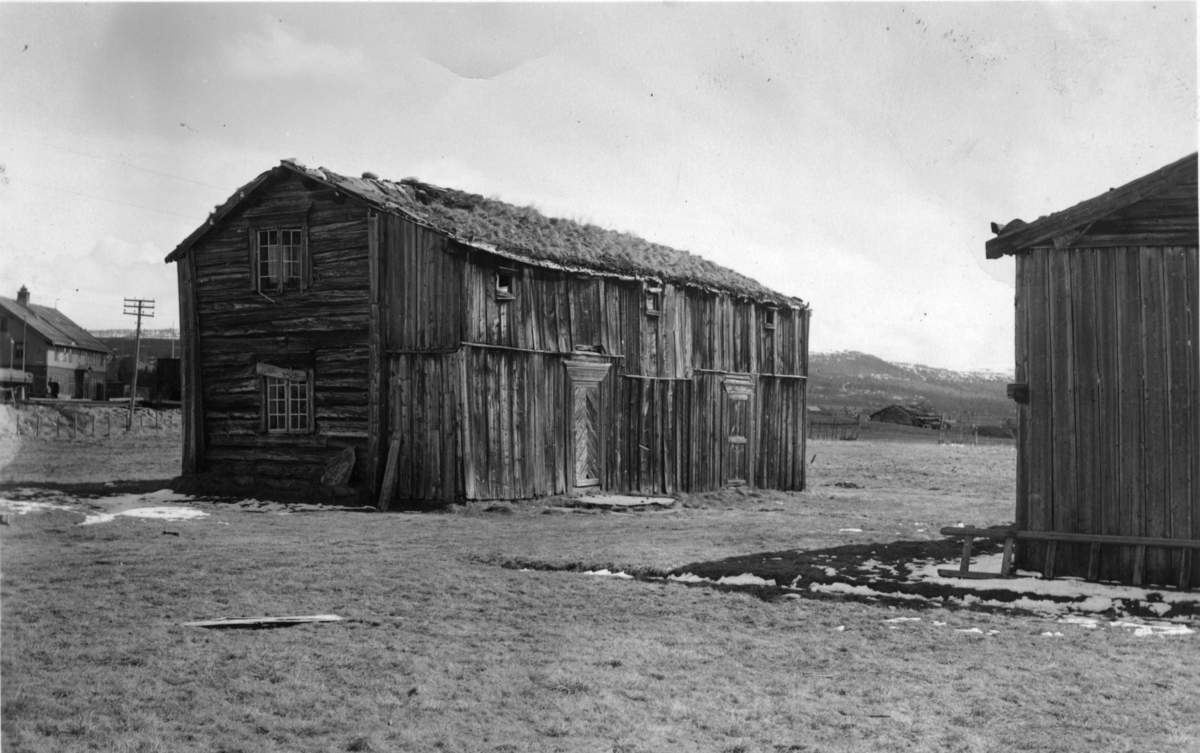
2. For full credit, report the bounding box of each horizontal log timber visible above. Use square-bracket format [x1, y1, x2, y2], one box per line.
[255, 362, 308, 380]
[209, 434, 331, 447]
[940, 526, 1200, 549]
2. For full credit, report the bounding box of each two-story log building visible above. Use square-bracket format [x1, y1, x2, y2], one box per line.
[166, 160, 810, 504]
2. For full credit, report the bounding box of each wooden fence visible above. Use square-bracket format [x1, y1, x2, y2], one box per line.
[13, 409, 178, 438]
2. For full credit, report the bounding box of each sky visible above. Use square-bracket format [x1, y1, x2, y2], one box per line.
[1, 3, 1195, 372]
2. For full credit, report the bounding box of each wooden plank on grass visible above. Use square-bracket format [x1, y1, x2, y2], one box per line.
[184, 615, 344, 628]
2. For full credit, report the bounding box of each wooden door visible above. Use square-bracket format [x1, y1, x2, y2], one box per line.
[724, 377, 754, 487]
[565, 359, 611, 489]
[573, 382, 601, 487]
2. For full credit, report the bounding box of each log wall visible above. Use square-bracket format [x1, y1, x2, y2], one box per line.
[1014, 244, 1199, 586]
[186, 171, 373, 486]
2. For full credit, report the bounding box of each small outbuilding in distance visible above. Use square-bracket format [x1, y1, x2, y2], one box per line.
[165, 160, 811, 505]
[868, 404, 944, 430]
[988, 152, 1199, 587]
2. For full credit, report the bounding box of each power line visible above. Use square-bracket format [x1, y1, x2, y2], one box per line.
[13, 178, 207, 221]
[13, 135, 229, 191]
[123, 297, 155, 430]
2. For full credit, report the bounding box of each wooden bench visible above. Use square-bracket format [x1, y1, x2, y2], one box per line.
[937, 526, 1200, 590]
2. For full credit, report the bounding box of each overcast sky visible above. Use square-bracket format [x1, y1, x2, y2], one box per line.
[1, 3, 1195, 372]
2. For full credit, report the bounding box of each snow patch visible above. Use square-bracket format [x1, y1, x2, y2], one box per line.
[0, 499, 78, 515]
[717, 573, 776, 587]
[83, 507, 208, 525]
[583, 569, 634, 580]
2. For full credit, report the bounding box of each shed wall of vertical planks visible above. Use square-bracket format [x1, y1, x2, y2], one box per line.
[1014, 244, 1198, 585]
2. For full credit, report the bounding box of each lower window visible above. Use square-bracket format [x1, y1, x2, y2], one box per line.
[266, 375, 310, 433]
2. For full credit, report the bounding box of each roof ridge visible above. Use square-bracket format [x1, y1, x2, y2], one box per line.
[986, 151, 1198, 258]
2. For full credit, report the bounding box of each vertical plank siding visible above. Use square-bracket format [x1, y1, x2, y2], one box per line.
[1016, 244, 1199, 585]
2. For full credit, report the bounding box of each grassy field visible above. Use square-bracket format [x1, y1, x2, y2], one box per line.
[2, 419, 1198, 752]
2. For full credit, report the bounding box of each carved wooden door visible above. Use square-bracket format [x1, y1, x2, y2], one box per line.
[565, 359, 611, 489]
[573, 382, 601, 487]
[724, 377, 754, 487]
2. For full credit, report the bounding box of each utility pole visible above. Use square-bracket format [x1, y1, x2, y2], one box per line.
[123, 298, 154, 430]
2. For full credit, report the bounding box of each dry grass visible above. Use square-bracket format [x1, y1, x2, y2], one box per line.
[3, 436, 1199, 752]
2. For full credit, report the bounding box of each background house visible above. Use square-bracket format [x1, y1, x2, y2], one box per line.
[0, 286, 112, 400]
[166, 160, 811, 503]
[868, 404, 944, 429]
[988, 151, 1199, 587]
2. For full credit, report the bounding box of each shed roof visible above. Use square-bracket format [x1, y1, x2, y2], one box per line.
[166, 160, 806, 307]
[986, 152, 1198, 259]
[0, 297, 112, 353]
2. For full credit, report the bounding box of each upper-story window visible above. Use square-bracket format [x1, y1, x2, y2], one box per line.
[0, 316, 6, 332]
[495, 268, 517, 301]
[252, 228, 306, 293]
[645, 286, 662, 317]
[763, 307, 778, 330]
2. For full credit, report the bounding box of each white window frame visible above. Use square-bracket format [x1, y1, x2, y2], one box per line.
[251, 227, 307, 294]
[256, 362, 314, 434]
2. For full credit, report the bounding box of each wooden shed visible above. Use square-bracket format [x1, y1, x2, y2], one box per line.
[987, 152, 1199, 587]
[166, 160, 810, 504]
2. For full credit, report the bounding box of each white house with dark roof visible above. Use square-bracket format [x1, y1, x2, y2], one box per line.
[0, 286, 114, 399]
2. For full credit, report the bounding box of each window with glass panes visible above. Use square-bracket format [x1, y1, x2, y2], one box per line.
[256, 228, 304, 291]
[265, 375, 310, 432]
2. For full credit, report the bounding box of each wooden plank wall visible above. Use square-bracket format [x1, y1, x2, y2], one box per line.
[1016, 244, 1199, 585]
[389, 352, 462, 502]
[382, 215, 462, 351]
[609, 375, 692, 494]
[189, 171, 372, 483]
[455, 250, 805, 378]
[459, 348, 570, 500]
[755, 376, 806, 490]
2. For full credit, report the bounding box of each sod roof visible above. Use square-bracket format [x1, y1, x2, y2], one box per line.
[167, 160, 804, 307]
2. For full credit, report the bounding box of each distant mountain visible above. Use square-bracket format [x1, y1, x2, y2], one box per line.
[808, 351, 1015, 425]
